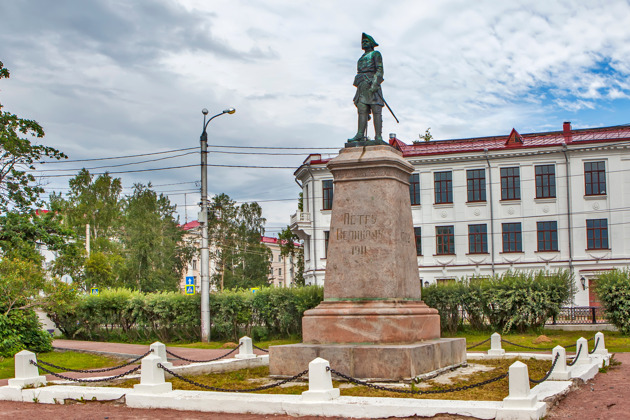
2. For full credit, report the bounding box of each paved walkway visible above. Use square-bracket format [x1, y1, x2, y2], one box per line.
[2, 340, 628, 419]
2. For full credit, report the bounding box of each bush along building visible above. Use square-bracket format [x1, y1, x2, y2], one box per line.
[289, 122, 630, 306]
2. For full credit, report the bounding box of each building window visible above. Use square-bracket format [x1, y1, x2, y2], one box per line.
[468, 224, 488, 254]
[278, 268, 282, 277]
[500, 167, 521, 200]
[537, 221, 558, 251]
[436, 225, 455, 255]
[192, 259, 197, 270]
[324, 230, 329, 258]
[434, 171, 453, 204]
[466, 169, 486, 202]
[322, 179, 334, 210]
[585, 161, 606, 196]
[409, 173, 421, 205]
[278, 254, 283, 262]
[535, 165, 556, 198]
[414, 227, 422, 255]
[586, 219, 609, 250]
[502, 223, 522, 252]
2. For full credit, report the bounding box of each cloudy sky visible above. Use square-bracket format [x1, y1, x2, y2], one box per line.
[2, 0, 630, 236]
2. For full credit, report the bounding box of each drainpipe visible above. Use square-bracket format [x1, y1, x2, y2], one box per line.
[306, 165, 318, 285]
[562, 143, 574, 278]
[484, 149, 496, 275]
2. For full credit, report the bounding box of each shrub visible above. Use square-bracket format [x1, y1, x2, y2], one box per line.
[422, 270, 575, 334]
[595, 269, 630, 335]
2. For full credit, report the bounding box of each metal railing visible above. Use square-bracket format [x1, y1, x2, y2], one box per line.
[551, 306, 606, 325]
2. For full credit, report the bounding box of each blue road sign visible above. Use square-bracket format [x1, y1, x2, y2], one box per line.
[185, 276, 195, 285]
[185, 285, 195, 295]
[90, 288, 99, 296]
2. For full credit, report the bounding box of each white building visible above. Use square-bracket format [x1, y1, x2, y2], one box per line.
[261, 236, 300, 287]
[290, 122, 630, 306]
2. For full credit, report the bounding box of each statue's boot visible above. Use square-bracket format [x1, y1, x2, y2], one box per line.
[374, 111, 383, 142]
[348, 112, 369, 141]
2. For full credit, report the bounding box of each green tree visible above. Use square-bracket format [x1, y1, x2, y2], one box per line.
[0, 61, 66, 212]
[0, 210, 75, 263]
[208, 194, 271, 290]
[119, 183, 193, 292]
[278, 225, 304, 286]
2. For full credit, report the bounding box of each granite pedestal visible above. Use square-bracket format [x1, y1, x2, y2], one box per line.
[270, 144, 465, 380]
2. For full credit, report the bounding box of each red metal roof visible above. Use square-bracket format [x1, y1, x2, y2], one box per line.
[391, 124, 630, 158]
[181, 220, 200, 231]
[298, 123, 630, 168]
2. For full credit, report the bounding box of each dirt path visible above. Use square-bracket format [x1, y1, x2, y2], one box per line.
[545, 352, 629, 420]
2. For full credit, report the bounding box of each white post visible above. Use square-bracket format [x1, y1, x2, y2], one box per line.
[488, 332, 505, 356]
[150, 342, 172, 369]
[133, 354, 172, 394]
[549, 346, 570, 380]
[235, 336, 256, 359]
[573, 337, 590, 365]
[8, 350, 47, 388]
[592, 332, 608, 356]
[502, 361, 536, 408]
[498, 361, 546, 419]
[301, 357, 340, 401]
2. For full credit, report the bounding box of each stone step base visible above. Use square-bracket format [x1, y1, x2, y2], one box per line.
[269, 338, 466, 381]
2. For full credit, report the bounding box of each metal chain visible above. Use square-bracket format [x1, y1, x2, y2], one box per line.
[327, 367, 508, 395]
[500, 338, 555, 351]
[157, 363, 308, 392]
[165, 343, 242, 363]
[567, 344, 583, 367]
[588, 337, 600, 354]
[252, 344, 269, 353]
[31, 360, 141, 383]
[466, 338, 491, 350]
[529, 353, 560, 384]
[35, 349, 153, 373]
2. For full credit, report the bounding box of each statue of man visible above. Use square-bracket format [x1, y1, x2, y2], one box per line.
[349, 33, 384, 142]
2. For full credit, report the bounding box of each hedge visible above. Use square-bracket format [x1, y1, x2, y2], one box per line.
[47, 286, 324, 342]
[422, 270, 575, 334]
[595, 268, 630, 335]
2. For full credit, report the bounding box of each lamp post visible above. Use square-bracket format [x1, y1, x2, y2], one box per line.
[200, 107, 235, 342]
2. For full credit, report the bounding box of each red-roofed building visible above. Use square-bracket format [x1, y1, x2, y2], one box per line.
[261, 236, 301, 287]
[290, 123, 630, 306]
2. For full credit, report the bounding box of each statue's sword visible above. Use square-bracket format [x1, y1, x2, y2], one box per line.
[376, 91, 399, 124]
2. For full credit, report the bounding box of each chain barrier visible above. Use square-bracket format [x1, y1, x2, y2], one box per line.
[35, 349, 153, 373]
[466, 338, 491, 350]
[588, 337, 600, 354]
[30, 360, 141, 383]
[157, 363, 308, 392]
[566, 344, 582, 367]
[165, 343, 242, 363]
[500, 338, 555, 351]
[326, 366, 508, 395]
[252, 344, 269, 353]
[529, 353, 560, 384]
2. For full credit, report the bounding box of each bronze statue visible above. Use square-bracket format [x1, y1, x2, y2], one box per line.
[349, 33, 384, 142]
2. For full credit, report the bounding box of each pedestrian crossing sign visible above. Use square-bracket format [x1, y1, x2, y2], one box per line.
[185, 285, 195, 295]
[90, 288, 99, 296]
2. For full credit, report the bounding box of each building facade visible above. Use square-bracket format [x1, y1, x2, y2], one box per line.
[289, 122, 630, 306]
[261, 236, 300, 288]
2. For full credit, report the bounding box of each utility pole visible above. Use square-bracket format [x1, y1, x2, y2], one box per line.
[200, 107, 235, 342]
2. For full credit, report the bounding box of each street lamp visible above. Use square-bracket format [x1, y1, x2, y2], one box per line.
[200, 107, 235, 342]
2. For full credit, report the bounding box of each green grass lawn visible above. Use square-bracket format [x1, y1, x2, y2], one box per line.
[445, 329, 630, 353]
[0, 351, 126, 380]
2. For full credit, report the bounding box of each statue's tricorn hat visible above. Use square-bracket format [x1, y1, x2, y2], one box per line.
[362, 32, 378, 47]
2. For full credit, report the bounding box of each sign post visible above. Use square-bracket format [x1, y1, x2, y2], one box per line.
[185, 277, 196, 295]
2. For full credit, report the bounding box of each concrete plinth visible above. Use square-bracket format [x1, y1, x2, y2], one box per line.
[270, 338, 466, 381]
